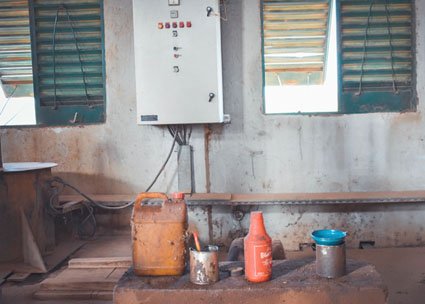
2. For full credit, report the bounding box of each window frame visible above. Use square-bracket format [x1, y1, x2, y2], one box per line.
[0, 0, 107, 128]
[261, 0, 417, 116]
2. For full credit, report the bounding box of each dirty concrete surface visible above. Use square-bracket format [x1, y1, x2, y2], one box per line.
[288, 246, 425, 304]
[114, 259, 387, 304]
[1, 236, 425, 303]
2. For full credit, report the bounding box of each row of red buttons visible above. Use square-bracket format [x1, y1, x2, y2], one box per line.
[158, 21, 191, 29]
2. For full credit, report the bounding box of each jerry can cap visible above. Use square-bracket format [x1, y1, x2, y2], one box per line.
[172, 192, 185, 199]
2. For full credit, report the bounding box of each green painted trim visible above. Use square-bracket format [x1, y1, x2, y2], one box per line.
[100, 0, 107, 123]
[30, 0, 106, 126]
[37, 104, 105, 126]
[342, 90, 414, 113]
[336, 0, 345, 113]
[338, 0, 415, 114]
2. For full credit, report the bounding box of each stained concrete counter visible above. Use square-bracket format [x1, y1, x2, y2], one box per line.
[113, 259, 387, 304]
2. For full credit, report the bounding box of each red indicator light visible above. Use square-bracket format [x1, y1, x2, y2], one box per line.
[172, 22, 178, 28]
[165, 22, 170, 28]
[186, 21, 192, 28]
[179, 21, 184, 28]
[158, 22, 164, 29]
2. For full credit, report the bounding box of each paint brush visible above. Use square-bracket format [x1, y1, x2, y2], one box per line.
[193, 231, 202, 252]
[187, 221, 202, 251]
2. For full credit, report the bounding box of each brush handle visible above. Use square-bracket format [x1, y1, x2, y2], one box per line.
[193, 232, 202, 252]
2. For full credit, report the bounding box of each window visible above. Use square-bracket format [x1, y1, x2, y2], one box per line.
[0, 0, 36, 125]
[262, 0, 415, 114]
[0, 0, 106, 126]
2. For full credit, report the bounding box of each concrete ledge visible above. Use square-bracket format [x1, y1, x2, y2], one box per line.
[114, 259, 388, 304]
[60, 191, 425, 206]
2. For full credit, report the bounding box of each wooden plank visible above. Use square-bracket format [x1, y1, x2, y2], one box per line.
[0, 270, 11, 285]
[0, 270, 11, 280]
[39, 268, 126, 292]
[59, 191, 425, 207]
[33, 290, 112, 301]
[229, 191, 425, 202]
[7, 272, 30, 282]
[68, 257, 131, 269]
[60, 194, 136, 205]
[60, 200, 84, 213]
[60, 191, 425, 202]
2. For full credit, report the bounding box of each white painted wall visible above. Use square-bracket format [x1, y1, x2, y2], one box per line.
[2, 0, 425, 250]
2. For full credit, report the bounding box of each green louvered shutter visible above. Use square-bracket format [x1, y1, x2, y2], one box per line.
[0, 0, 33, 98]
[262, 0, 331, 86]
[29, 0, 105, 125]
[339, 0, 415, 113]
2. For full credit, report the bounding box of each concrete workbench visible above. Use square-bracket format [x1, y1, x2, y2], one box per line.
[113, 258, 388, 304]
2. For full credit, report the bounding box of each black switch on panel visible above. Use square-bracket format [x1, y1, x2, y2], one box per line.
[206, 6, 213, 17]
[208, 92, 215, 102]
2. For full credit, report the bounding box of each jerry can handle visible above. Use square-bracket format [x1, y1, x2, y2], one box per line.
[134, 192, 169, 211]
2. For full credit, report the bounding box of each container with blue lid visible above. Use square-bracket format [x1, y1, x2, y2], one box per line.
[311, 229, 347, 278]
[311, 229, 347, 246]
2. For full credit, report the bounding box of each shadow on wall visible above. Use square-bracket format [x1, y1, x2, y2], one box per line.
[219, 0, 245, 134]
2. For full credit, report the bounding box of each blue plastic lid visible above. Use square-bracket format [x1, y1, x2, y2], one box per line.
[311, 229, 347, 246]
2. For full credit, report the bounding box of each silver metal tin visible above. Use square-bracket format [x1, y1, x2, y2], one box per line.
[189, 245, 219, 285]
[316, 243, 346, 278]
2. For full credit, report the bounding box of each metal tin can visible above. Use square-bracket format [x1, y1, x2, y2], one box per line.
[189, 245, 219, 285]
[316, 243, 346, 278]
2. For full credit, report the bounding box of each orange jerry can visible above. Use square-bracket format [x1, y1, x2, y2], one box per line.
[244, 211, 272, 282]
[131, 192, 187, 276]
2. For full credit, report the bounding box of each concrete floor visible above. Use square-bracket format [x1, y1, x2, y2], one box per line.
[287, 247, 425, 304]
[1, 237, 424, 304]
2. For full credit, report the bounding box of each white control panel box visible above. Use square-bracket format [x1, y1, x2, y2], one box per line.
[133, 0, 224, 125]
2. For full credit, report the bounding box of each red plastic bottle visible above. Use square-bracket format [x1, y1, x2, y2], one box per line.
[244, 211, 272, 282]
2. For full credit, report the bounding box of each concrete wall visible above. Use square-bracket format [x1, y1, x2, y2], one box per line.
[2, 0, 425, 250]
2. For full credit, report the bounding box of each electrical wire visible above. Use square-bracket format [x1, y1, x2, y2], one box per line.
[46, 123, 193, 239]
[46, 177, 96, 239]
[144, 127, 178, 192]
[48, 125, 180, 212]
[45, 125, 190, 239]
[49, 176, 135, 210]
